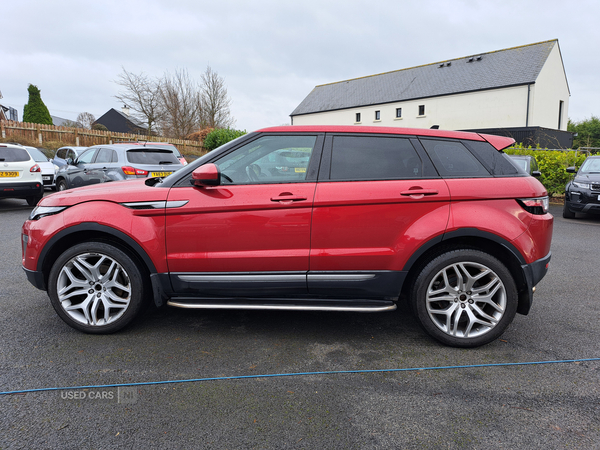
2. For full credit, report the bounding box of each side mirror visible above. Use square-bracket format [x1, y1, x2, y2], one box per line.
[532, 171, 541, 177]
[66, 158, 74, 165]
[566, 166, 576, 174]
[191, 163, 220, 187]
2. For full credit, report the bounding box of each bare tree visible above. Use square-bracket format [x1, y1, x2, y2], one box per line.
[199, 66, 234, 129]
[158, 69, 203, 139]
[114, 68, 163, 135]
[76, 112, 96, 130]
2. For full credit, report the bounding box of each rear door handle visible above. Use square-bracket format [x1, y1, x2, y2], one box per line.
[400, 188, 439, 197]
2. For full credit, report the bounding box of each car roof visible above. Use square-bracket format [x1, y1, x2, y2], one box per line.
[256, 125, 515, 150]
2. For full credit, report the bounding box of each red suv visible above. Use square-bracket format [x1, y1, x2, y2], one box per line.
[22, 126, 553, 347]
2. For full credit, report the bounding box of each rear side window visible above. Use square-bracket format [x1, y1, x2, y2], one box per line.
[462, 140, 520, 176]
[0, 147, 31, 162]
[127, 150, 180, 165]
[95, 148, 117, 163]
[330, 136, 423, 180]
[420, 139, 490, 177]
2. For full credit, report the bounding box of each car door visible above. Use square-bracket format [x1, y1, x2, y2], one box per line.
[308, 134, 451, 298]
[87, 148, 117, 184]
[165, 133, 324, 297]
[65, 148, 98, 188]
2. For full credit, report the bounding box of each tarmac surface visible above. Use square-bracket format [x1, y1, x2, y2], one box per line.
[1, 197, 599, 449]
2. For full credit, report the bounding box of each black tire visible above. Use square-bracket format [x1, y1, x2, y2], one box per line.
[26, 195, 43, 206]
[47, 242, 147, 334]
[562, 201, 576, 219]
[411, 249, 518, 348]
[56, 179, 68, 191]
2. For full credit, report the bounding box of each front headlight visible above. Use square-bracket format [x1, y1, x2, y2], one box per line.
[29, 205, 68, 221]
[572, 181, 590, 189]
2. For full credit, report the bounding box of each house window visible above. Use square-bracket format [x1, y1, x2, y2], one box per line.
[375, 111, 381, 121]
[356, 112, 361, 123]
[396, 108, 402, 118]
[418, 105, 425, 116]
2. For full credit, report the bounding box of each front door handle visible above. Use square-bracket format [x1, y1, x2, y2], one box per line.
[271, 192, 308, 202]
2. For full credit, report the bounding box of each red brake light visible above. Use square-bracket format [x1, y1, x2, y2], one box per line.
[30, 164, 41, 173]
[122, 166, 148, 176]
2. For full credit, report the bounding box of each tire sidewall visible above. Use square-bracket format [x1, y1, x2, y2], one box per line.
[48, 241, 145, 334]
[411, 249, 518, 348]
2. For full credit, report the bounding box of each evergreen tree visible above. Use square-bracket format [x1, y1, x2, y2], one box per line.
[23, 84, 53, 125]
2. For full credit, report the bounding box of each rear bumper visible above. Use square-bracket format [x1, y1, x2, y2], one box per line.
[517, 251, 551, 315]
[1, 181, 44, 199]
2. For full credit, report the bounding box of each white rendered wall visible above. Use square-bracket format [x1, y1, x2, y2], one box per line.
[292, 85, 530, 130]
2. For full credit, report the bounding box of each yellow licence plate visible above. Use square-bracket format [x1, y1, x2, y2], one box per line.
[294, 168, 306, 173]
[151, 172, 173, 177]
[0, 171, 18, 178]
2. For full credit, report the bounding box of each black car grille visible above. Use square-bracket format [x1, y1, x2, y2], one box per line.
[591, 183, 600, 191]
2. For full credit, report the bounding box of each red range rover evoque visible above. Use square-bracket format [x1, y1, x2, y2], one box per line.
[22, 126, 553, 347]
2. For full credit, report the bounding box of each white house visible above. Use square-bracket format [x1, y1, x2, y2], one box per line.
[291, 40, 571, 147]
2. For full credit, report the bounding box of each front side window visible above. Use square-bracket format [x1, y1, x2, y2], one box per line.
[330, 136, 423, 180]
[217, 135, 317, 184]
[76, 149, 97, 164]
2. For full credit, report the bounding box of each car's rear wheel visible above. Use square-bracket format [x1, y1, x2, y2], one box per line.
[411, 249, 518, 348]
[26, 195, 43, 206]
[48, 242, 146, 334]
[562, 201, 576, 219]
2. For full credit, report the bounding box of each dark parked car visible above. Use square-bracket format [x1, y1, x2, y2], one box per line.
[54, 143, 184, 191]
[23, 126, 553, 347]
[508, 154, 541, 177]
[563, 155, 600, 218]
[53, 146, 89, 168]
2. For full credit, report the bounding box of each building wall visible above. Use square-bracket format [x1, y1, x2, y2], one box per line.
[292, 43, 570, 132]
[528, 44, 570, 131]
[292, 85, 530, 130]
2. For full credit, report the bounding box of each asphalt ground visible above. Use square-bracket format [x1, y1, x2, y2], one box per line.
[1, 197, 599, 449]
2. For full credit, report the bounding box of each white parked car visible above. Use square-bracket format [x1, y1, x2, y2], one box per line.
[22, 146, 59, 190]
[0, 143, 44, 205]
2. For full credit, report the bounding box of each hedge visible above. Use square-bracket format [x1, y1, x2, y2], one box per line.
[504, 146, 587, 197]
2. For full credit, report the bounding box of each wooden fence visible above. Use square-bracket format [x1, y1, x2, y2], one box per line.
[0, 120, 205, 155]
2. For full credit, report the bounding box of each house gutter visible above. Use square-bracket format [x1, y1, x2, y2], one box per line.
[526, 84, 531, 127]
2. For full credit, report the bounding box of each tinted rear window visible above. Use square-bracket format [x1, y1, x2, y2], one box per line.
[126, 150, 180, 165]
[330, 136, 423, 180]
[420, 139, 490, 177]
[462, 140, 520, 176]
[0, 147, 31, 162]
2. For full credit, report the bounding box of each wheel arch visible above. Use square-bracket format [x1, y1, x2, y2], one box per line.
[400, 229, 529, 314]
[38, 223, 158, 290]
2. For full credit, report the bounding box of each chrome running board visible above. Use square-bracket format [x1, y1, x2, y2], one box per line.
[167, 298, 396, 312]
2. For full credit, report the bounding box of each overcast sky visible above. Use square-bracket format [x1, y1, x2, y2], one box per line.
[2, 0, 599, 132]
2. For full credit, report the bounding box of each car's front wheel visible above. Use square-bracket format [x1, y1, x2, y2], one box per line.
[26, 195, 43, 206]
[411, 249, 518, 348]
[562, 201, 576, 219]
[47, 242, 146, 333]
[56, 179, 68, 191]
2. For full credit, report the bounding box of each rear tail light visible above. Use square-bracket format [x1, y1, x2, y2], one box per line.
[517, 197, 549, 215]
[30, 164, 41, 172]
[122, 166, 149, 176]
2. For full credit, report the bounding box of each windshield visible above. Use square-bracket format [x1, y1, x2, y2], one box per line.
[579, 158, 600, 174]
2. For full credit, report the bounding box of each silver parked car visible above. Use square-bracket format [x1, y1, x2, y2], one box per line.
[55, 143, 184, 191]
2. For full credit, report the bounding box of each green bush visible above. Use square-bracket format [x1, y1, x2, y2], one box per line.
[23, 84, 53, 125]
[203, 128, 246, 151]
[505, 145, 587, 196]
